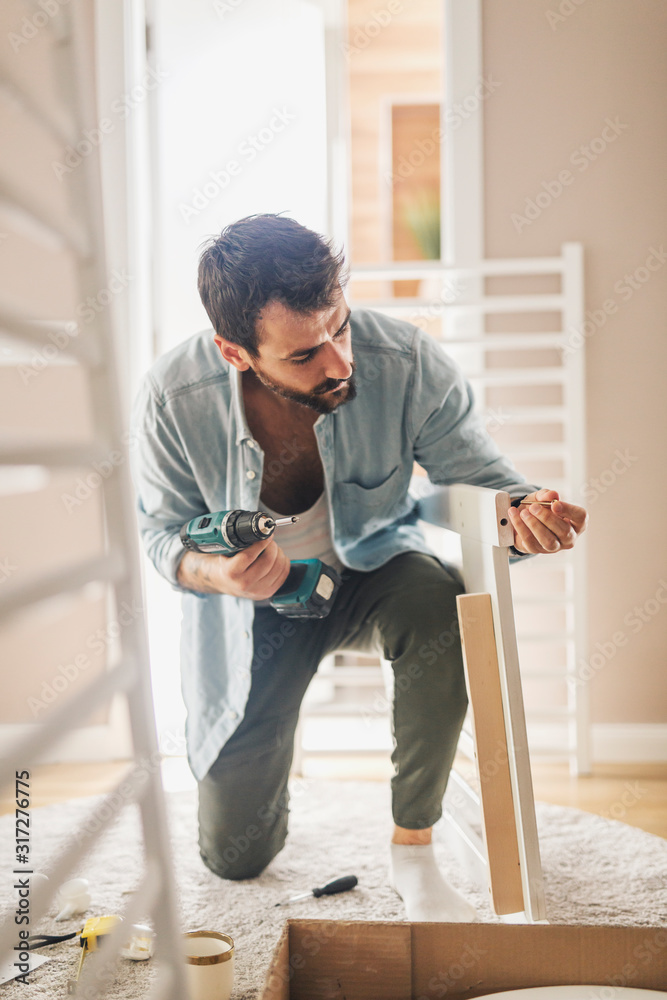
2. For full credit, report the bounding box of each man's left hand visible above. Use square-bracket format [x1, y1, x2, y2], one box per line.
[508, 488, 588, 555]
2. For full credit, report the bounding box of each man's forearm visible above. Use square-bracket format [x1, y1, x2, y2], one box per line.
[176, 550, 224, 594]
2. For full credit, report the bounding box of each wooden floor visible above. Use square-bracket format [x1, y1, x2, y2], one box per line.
[2, 758, 666, 839]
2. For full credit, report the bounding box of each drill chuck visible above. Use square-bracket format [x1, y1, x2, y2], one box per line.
[225, 510, 273, 548]
[180, 508, 298, 555]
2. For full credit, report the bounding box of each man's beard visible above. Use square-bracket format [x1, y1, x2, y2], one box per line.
[249, 363, 357, 414]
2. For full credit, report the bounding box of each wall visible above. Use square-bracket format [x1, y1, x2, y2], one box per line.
[482, 0, 667, 725]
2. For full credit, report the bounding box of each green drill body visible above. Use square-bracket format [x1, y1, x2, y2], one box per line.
[179, 508, 342, 619]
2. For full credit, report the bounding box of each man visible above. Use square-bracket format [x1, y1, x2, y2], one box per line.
[131, 214, 588, 922]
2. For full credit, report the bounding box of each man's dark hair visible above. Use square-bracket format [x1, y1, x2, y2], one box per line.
[197, 214, 348, 357]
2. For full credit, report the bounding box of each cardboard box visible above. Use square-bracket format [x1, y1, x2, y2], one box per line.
[260, 920, 667, 1000]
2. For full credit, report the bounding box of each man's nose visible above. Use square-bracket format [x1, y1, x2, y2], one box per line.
[323, 340, 353, 381]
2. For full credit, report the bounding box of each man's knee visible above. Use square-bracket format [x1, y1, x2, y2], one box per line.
[199, 811, 288, 880]
[200, 844, 279, 881]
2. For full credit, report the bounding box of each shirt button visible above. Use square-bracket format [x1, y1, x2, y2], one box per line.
[246, 470, 256, 480]
[229, 710, 238, 720]
[248, 440, 258, 450]
[243, 630, 250, 639]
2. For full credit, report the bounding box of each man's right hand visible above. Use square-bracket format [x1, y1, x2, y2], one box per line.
[176, 537, 291, 599]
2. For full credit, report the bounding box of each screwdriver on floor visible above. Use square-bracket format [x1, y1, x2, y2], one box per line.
[275, 875, 358, 907]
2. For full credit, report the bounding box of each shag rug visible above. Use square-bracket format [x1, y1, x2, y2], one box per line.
[1, 780, 666, 998]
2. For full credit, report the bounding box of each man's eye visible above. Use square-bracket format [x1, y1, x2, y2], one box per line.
[291, 323, 348, 365]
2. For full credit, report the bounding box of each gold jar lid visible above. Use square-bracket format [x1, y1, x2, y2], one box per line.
[183, 931, 234, 965]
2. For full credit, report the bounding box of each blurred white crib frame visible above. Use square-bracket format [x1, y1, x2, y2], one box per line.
[351, 246, 589, 773]
[0, 3, 187, 997]
[297, 244, 589, 778]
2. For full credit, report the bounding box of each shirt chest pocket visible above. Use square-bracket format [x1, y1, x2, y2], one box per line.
[335, 465, 411, 537]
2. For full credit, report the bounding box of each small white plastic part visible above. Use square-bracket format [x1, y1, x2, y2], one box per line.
[54, 878, 92, 921]
[120, 924, 155, 961]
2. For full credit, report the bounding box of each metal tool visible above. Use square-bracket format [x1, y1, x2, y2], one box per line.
[275, 875, 358, 906]
[180, 508, 342, 619]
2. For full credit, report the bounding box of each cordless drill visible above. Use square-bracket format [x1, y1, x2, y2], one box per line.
[180, 508, 342, 619]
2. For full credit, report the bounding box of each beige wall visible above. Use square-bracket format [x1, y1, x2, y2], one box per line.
[0, 367, 110, 727]
[482, 0, 667, 724]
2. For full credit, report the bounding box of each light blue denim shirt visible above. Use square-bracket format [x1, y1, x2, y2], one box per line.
[130, 309, 541, 781]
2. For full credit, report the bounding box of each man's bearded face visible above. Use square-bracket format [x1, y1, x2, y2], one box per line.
[247, 289, 356, 414]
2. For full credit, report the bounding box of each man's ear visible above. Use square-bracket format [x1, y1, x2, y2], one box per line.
[214, 335, 253, 371]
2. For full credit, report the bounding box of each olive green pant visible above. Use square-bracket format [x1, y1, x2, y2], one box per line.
[197, 552, 468, 880]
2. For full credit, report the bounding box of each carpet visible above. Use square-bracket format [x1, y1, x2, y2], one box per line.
[1, 779, 666, 998]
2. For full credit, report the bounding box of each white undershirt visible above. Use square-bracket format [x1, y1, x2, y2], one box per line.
[260, 492, 343, 574]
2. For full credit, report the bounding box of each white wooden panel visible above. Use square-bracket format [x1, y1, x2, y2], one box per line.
[415, 481, 514, 546]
